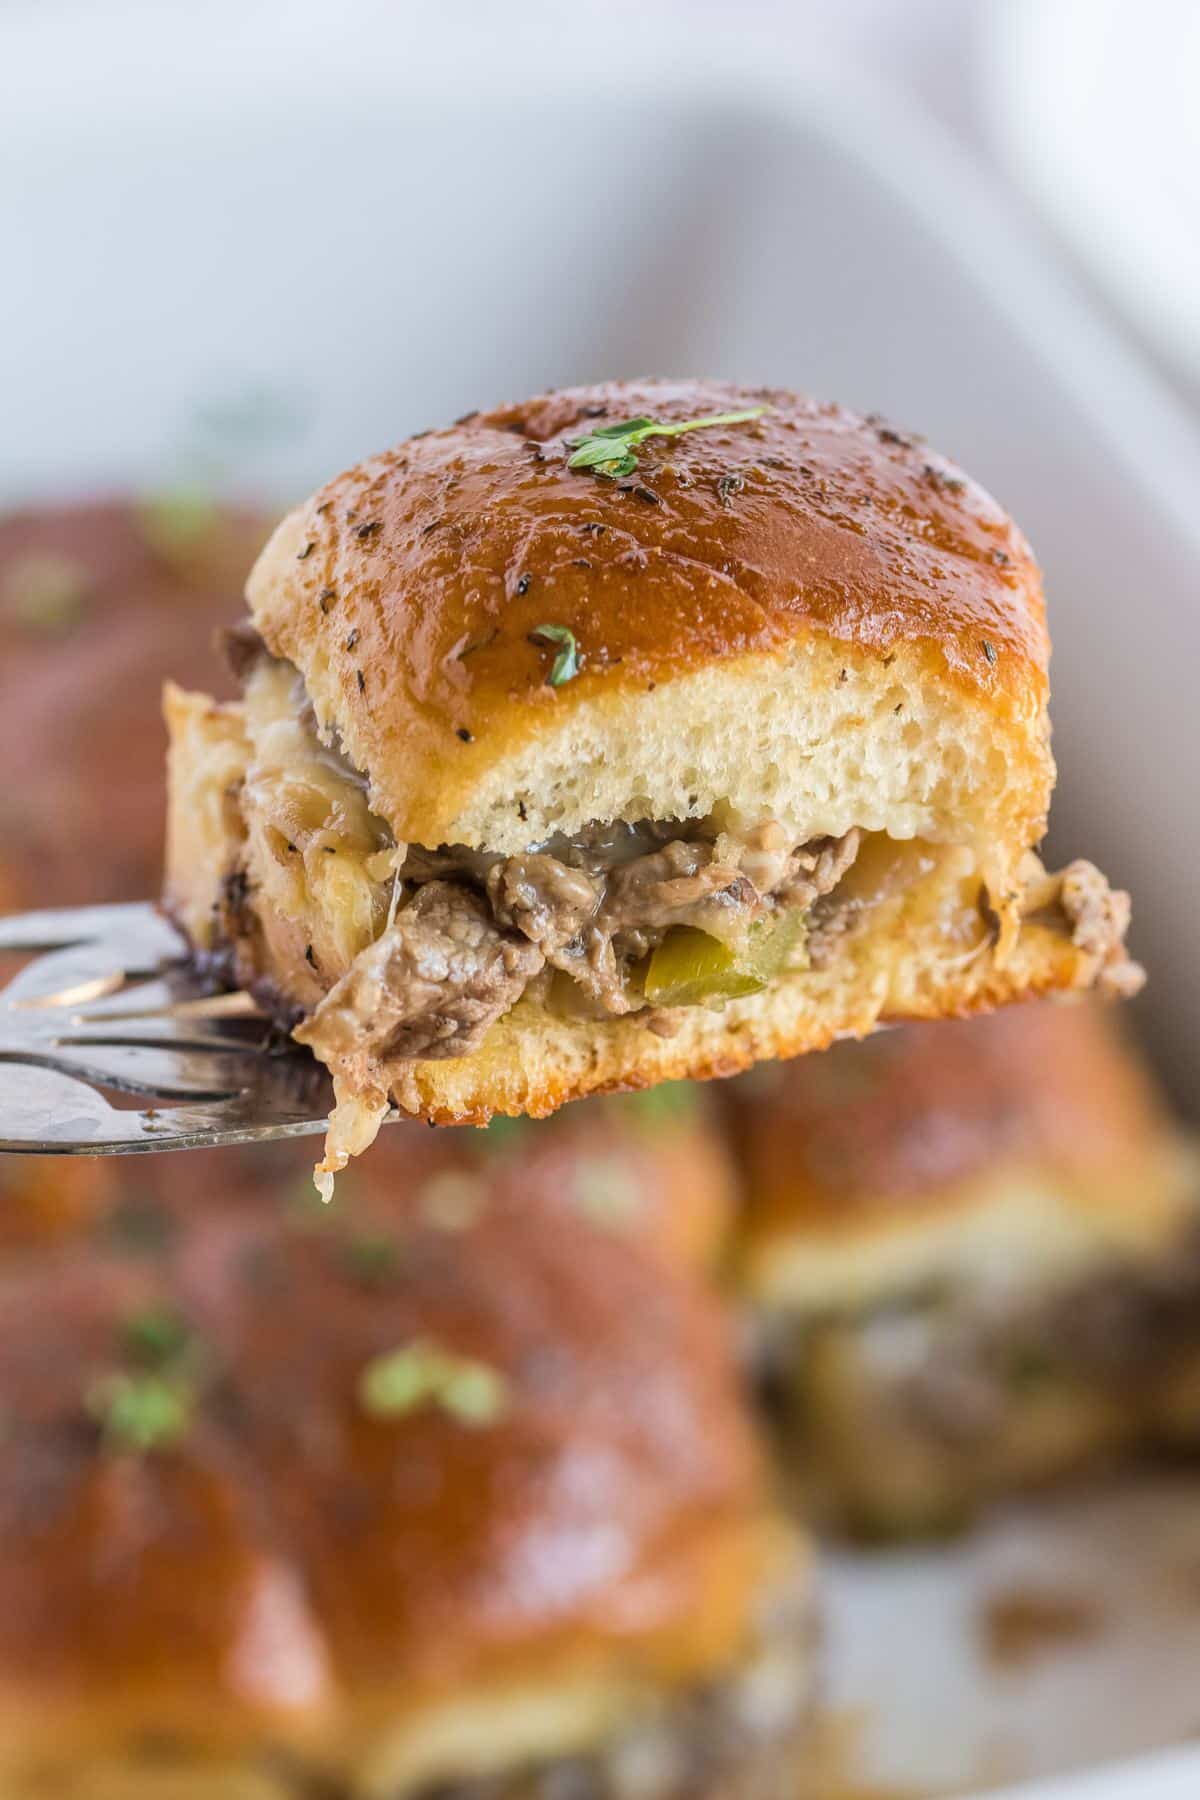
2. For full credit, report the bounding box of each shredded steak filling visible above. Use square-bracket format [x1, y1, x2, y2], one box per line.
[303, 882, 546, 1066]
[295, 821, 864, 1059]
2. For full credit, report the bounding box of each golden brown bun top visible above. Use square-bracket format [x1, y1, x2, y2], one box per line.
[0, 1101, 758, 1736]
[731, 1002, 1183, 1258]
[0, 499, 263, 909]
[247, 379, 1047, 845]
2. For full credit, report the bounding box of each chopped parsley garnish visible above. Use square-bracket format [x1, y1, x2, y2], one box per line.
[528, 624, 580, 688]
[567, 408, 767, 481]
[436, 1360, 510, 1425]
[87, 1372, 194, 1453]
[359, 1340, 510, 1426]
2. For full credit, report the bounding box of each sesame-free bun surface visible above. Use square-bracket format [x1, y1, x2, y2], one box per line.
[246, 379, 1050, 873]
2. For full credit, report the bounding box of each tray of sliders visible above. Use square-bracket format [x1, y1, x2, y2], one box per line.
[4, 10, 1200, 1796]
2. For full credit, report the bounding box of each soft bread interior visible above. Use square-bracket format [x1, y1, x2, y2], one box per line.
[431, 639, 1046, 882]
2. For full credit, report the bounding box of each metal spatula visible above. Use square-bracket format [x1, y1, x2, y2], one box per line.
[0, 903, 341, 1153]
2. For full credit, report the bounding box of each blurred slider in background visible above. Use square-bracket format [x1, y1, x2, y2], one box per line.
[0, 1107, 816, 1800]
[728, 1004, 1200, 1537]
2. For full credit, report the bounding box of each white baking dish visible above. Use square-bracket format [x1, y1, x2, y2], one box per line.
[991, 1744, 1200, 1800]
[3, 7, 1200, 1793]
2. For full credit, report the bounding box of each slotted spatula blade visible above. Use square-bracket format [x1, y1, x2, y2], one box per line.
[0, 903, 345, 1153]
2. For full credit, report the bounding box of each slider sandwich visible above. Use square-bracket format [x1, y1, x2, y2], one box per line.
[165, 381, 1140, 1191]
[729, 1004, 1200, 1535]
[0, 1127, 814, 1798]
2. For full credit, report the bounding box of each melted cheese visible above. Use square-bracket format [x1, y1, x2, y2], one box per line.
[241, 659, 393, 973]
